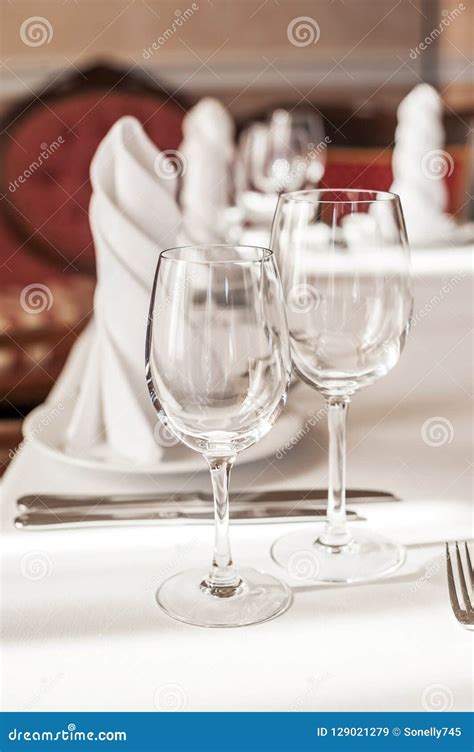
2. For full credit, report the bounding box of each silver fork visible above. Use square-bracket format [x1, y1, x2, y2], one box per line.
[446, 541, 473, 629]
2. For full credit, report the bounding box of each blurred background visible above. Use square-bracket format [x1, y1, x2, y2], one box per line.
[0, 0, 473, 472]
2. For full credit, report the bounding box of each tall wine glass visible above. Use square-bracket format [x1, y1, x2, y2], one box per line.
[270, 190, 413, 583]
[235, 109, 326, 228]
[145, 245, 292, 627]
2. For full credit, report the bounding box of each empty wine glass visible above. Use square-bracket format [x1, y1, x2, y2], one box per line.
[235, 109, 326, 229]
[270, 190, 413, 583]
[145, 245, 292, 626]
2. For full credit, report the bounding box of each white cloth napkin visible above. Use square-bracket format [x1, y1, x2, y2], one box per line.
[50, 116, 187, 464]
[179, 97, 235, 243]
[390, 84, 455, 244]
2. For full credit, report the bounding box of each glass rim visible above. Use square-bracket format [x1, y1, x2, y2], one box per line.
[279, 188, 401, 204]
[159, 244, 274, 264]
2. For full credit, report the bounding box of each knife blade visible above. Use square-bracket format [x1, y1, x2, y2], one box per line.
[17, 488, 397, 513]
[14, 503, 365, 530]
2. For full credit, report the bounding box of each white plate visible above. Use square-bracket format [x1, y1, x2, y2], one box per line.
[22, 398, 305, 475]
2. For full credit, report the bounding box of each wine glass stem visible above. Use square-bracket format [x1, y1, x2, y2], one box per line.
[204, 456, 242, 594]
[319, 396, 352, 548]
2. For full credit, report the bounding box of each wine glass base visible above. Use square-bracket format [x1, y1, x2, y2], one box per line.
[271, 526, 405, 584]
[156, 567, 292, 627]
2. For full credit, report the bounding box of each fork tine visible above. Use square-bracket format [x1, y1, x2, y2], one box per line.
[464, 541, 473, 580]
[446, 543, 461, 617]
[455, 542, 473, 614]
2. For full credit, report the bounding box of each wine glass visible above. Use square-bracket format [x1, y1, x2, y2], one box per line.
[270, 190, 413, 583]
[235, 109, 326, 230]
[145, 245, 292, 627]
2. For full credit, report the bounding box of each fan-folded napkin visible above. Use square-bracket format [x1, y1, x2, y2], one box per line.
[50, 116, 187, 463]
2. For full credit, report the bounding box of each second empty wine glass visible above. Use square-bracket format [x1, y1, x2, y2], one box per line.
[145, 245, 292, 627]
[270, 189, 413, 583]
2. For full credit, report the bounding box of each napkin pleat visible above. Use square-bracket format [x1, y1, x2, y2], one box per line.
[64, 315, 105, 455]
[57, 116, 186, 463]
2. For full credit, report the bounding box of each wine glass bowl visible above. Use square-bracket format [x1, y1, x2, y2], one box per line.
[235, 110, 326, 229]
[146, 246, 290, 457]
[270, 189, 413, 582]
[145, 245, 292, 626]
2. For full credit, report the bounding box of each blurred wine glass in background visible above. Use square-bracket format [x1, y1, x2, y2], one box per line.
[235, 109, 326, 236]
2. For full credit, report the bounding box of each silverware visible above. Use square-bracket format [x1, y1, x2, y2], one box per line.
[15, 503, 366, 529]
[15, 489, 396, 530]
[446, 541, 473, 629]
[17, 488, 397, 513]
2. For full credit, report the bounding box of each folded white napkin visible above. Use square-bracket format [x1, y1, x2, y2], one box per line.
[390, 84, 455, 244]
[179, 97, 235, 243]
[50, 116, 188, 464]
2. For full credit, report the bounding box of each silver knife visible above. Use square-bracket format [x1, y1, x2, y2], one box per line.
[14, 504, 365, 529]
[14, 488, 396, 530]
[17, 488, 397, 513]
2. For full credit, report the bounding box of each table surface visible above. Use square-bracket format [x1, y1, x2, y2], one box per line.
[1, 265, 472, 712]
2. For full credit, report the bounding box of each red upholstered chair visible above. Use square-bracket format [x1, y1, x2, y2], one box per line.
[0, 63, 186, 471]
[322, 145, 469, 217]
[1, 63, 186, 274]
[238, 104, 471, 219]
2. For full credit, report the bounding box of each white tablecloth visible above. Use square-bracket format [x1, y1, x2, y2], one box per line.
[1, 262, 472, 712]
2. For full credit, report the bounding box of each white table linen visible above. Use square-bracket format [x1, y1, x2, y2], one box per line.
[1, 262, 472, 712]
